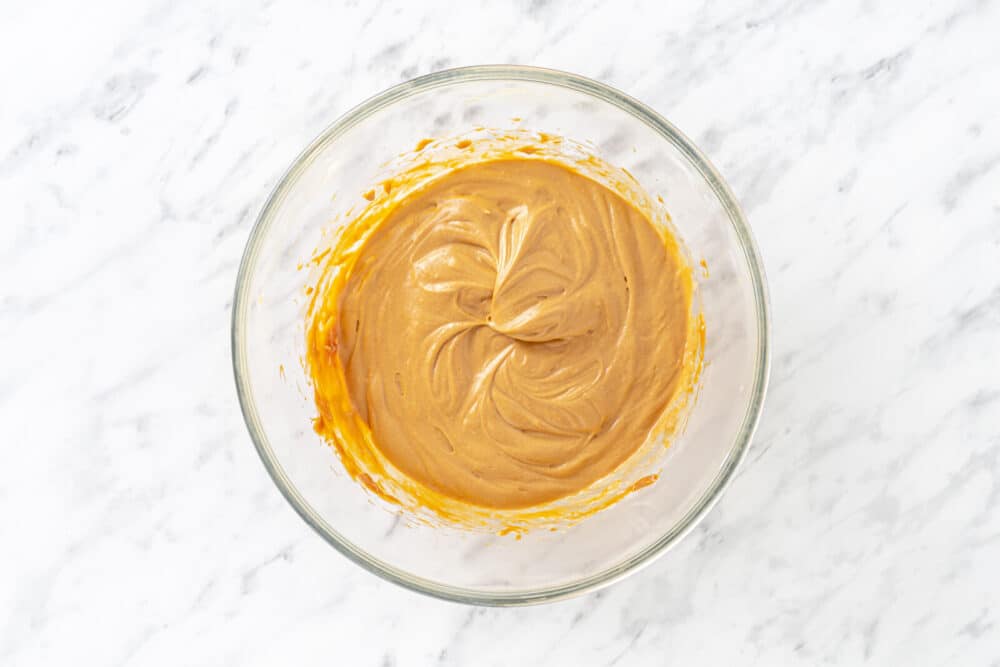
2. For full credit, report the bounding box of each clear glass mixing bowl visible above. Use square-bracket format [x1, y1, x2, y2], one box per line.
[232, 66, 769, 604]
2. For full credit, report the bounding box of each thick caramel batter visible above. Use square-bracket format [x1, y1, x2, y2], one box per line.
[314, 159, 695, 509]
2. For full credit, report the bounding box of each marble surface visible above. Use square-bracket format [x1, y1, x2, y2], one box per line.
[3, 0, 999, 664]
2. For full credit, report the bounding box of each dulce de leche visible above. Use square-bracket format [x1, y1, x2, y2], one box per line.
[308, 158, 698, 510]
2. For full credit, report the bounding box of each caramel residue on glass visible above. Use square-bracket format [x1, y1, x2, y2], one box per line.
[498, 525, 522, 538]
[630, 474, 659, 492]
[415, 138, 433, 151]
[314, 249, 330, 265]
[304, 129, 703, 530]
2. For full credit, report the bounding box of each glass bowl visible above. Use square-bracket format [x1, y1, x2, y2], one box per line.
[232, 65, 769, 605]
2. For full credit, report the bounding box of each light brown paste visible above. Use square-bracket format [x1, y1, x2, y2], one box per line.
[308, 158, 698, 510]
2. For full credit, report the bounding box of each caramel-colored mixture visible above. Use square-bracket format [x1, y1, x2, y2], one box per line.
[312, 159, 695, 509]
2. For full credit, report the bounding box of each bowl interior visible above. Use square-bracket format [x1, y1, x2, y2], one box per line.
[233, 67, 768, 603]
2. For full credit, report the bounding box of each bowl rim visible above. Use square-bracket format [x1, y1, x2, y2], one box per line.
[231, 64, 771, 606]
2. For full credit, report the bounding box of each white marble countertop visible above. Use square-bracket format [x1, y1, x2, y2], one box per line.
[4, 0, 999, 664]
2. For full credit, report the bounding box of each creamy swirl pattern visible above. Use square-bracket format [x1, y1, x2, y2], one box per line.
[322, 159, 695, 509]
